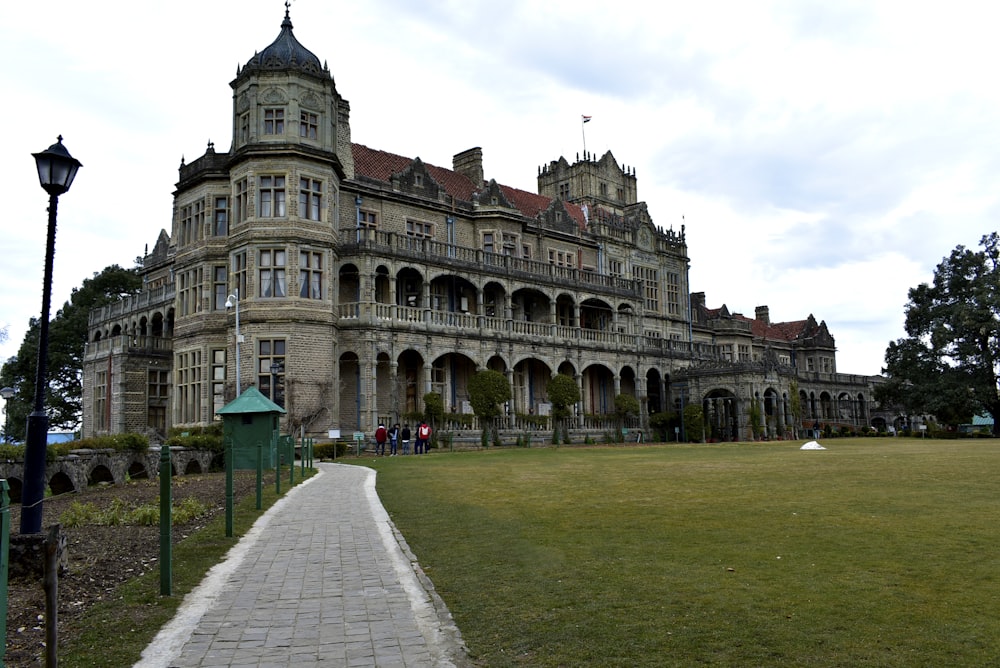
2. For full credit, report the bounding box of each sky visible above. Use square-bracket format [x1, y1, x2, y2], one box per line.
[1, 0, 998, 378]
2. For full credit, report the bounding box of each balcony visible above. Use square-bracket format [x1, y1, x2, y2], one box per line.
[338, 229, 641, 298]
[84, 335, 173, 361]
[336, 301, 714, 359]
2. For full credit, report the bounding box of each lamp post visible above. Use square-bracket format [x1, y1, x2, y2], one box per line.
[23, 136, 81, 535]
[1, 386, 15, 443]
[269, 361, 283, 404]
[224, 289, 241, 397]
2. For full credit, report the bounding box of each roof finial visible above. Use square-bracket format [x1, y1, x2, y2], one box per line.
[285, 0, 291, 19]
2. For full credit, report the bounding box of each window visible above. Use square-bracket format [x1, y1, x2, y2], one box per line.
[258, 176, 286, 217]
[359, 211, 378, 229]
[483, 233, 495, 254]
[148, 368, 169, 436]
[522, 244, 532, 259]
[609, 260, 624, 277]
[213, 265, 228, 310]
[548, 249, 575, 268]
[633, 265, 659, 312]
[211, 349, 226, 416]
[214, 197, 229, 236]
[257, 339, 286, 407]
[617, 187, 625, 201]
[558, 182, 570, 199]
[234, 178, 249, 223]
[406, 220, 433, 238]
[239, 113, 250, 143]
[259, 249, 287, 298]
[299, 177, 322, 221]
[263, 108, 285, 135]
[148, 369, 170, 399]
[666, 272, 680, 315]
[502, 233, 517, 256]
[299, 250, 323, 299]
[176, 350, 202, 424]
[299, 111, 318, 139]
[94, 370, 107, 432]
[178, 267, 203, 316]
[738, 344, 751, 362]
[233, 251, 248, 299]
[414, 174, 424, 188]
[179, 201, 204, 246]
[600, 182, 608, 196]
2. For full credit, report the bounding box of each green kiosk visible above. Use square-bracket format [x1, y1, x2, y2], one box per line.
[217, 386, 286, 469]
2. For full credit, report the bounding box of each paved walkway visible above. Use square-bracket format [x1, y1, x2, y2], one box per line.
[136, 463, 469, 667]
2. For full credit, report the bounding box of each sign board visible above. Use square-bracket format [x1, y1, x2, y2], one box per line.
[353, 431, 365, 441]
[328, 429, 341, 439]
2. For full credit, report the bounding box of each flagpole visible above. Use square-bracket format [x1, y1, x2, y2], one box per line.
[581, 116, 588, 156]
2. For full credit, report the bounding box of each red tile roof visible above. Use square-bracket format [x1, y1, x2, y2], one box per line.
[351, 143, 586, 229]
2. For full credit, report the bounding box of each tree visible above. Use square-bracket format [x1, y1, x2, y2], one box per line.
[613, 393, 640, 442]
[879, 233, 1000, 434]
[0, 264, 141, 438]
[547, 373, 580, 444]
[468, 369, 510, 446]
[683, 402, 705, 443]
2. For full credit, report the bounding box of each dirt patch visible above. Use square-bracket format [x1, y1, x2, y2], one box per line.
[4, 471, 261, 667]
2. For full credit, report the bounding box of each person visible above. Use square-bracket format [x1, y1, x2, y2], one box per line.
[812, 420, 821, 439]
[401, 424, 411, 455]
[375, 423, 387, 456]
[388, 423, 400, 456]
[416, 421, 432, 455]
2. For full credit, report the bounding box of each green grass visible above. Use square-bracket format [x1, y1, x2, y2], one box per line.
[58, 467, 315, 667]
[370, 439, 1000, 667]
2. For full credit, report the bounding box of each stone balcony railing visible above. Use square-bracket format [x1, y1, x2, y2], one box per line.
[84, 335, 173, 361]
[338, 229, 643, 298]
[337, 301, 715, 358]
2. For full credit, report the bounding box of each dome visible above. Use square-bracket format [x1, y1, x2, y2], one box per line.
[239, 8, 327, 80]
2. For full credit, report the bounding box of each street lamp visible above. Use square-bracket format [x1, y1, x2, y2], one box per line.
[269, 361, 283, 404]
[23, 136, 82, 534]
[224, 289, 241, 396]
[1, 386, 15, 443]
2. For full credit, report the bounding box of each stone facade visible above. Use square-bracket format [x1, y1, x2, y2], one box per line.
[81, 9, 884, 442]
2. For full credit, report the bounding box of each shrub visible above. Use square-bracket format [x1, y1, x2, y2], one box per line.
[314, 442, 348, 459]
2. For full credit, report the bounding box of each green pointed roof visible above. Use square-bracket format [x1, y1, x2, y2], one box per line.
[216, 386, 287, 415]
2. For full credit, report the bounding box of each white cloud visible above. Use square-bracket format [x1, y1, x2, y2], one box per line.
[1, 0, 998, 382]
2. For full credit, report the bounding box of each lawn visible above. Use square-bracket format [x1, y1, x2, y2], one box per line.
[370, 439, 1000, 667]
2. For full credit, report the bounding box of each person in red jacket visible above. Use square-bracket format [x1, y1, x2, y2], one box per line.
[416, 421, 431, 455]
[375, 424, 387, 456]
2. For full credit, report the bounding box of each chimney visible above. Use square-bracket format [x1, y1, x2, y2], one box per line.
[453, 147, 484, 186]
[755, 305, 770, 325]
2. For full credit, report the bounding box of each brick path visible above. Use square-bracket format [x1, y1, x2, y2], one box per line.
[137, 462, 469, 667]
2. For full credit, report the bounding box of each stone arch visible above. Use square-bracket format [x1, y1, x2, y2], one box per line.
[5, 477, 23, 503]
[396, 267, 423, 307]
[511, 357, 554, 414]
[704, 388, 739, 441]
[49, 471, 75, 496]
[431, 352, 478, 413]
[555, 292, 576, 327]
[88, 464, 115, 486]
[395, 349, 426, 416]
[511, 286, 551, 323]
[338, 351, 362, 430]
[374, 264, 391, 304]
[620, 366, 637, 398]
[128, 460, 150, 479]
[645, 368, 664, 414]
[582, 363, 614, 414]
[483, 280, 506, 318]
[580, 298, 613, 332]
[184, 458, 203, 474]
[339, 263, 361, 305]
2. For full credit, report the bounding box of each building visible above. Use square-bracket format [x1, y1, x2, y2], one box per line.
[82, 8, 882, 442]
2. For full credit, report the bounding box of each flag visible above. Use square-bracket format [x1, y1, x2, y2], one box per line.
[582, 115, 592, 123]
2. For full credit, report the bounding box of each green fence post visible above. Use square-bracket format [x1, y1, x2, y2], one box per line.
[1, 479, 11, 665]
[275, 431, 281, 496]
[225, 434, 234, 537]
[300, 437, 305, 476]
[159, 445, 172, 596]
[256, 439, 263, 510]
[288, 437, 295, 486]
